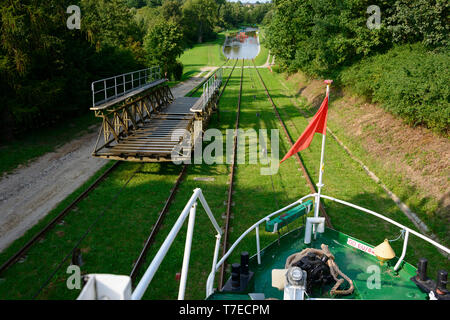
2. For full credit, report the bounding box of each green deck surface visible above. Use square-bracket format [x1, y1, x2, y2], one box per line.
[209, 227, 427, 300]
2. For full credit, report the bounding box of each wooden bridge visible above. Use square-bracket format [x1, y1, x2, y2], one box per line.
[91, 66, 223, 162]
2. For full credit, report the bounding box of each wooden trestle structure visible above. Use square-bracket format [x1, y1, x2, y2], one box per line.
[91, 66, 223, 162]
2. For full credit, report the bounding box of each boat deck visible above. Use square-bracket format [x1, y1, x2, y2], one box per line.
[209, 227, 426, 300]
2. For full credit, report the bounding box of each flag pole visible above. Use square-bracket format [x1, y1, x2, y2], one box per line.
[314, 80, 332, 219]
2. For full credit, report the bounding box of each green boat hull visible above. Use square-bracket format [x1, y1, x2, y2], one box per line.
[208, 227, 427, 300]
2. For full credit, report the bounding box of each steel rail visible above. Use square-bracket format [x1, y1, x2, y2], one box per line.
[0, 161, 122, 275]
[216, 59, 238, 122]
[129, 63, 235, 285]
[251, 60, 333, 228]
[130, 164, 188, 282]
[218, 59, 245, 289]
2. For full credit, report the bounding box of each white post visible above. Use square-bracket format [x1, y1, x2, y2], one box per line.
[394, 229, 409, 271]
[207, 233, 222, 296]
[256, 226, 261, 265]
[313, 83, 330, 219]
[132, 188, 201, 300]
[178, 202, 197, 300]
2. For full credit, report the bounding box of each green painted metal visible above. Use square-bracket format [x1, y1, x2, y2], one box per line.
[265, 200, 313, 233]
[209, 227, 427, 300]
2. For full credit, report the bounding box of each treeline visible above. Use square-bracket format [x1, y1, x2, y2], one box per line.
[0, 0, 146, 141]
[0, 0, 271, 141]
[128, 0, 271, 31]
[264, 0, 449, 134]
[133, 1, 271, 45]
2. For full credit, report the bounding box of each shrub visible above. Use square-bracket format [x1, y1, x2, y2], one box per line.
[271, 65, 281, 73]
[171, 60, 184, 81]
[341, 44, 450, 134]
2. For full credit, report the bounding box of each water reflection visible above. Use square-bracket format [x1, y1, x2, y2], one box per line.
[223, 28, 260, 60]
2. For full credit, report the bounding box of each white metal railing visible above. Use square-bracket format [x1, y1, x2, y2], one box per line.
[91, 66, 161, 107]
[205, 193, 450, 297]
[205, 193, 314, 297]
[131, 188, 223, 300]
[131, 189, 450, 300]
[201, 68, 223, 110]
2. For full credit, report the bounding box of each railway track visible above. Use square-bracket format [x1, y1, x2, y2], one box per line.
[0, 161, 122, 275]
[251, 60, 333, 228]
[1, 58, 333, 298]
[129, 61, 239, 284]
[0, 64, 230, 293]
[218, 59, 244, 289]
[216, 59, 238, 121]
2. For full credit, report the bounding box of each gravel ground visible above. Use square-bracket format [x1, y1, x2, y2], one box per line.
[0, 130, 107, 252]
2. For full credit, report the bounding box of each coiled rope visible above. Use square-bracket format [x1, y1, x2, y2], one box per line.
[285, 243, 354, 296]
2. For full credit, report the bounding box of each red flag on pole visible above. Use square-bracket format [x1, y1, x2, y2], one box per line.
[280, 95, 329, 164]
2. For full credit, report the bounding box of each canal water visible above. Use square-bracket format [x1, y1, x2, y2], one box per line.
[223, 29, 260, 60]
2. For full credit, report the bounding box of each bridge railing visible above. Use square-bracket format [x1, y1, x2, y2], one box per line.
[91, 66, 161, 108]
[201, 68, 223, 110]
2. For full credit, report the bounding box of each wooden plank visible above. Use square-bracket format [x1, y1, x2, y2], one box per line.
[93, 94, 203, 160]
[104, 148, 174, 154]
[114, 141, 176, 146]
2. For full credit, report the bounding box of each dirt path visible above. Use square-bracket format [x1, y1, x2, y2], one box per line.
[171, 67, 216, 98]
[0, 72, 213, 253]
[0, 130, 107, 252]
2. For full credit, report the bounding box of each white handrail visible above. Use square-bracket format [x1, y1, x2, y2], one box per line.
[91, 66, 161, 107]
[205, 193, 450, 297]
[129, 188, 449, 300]
[206, 194, 315, 296]
[178, 202, 197, 300]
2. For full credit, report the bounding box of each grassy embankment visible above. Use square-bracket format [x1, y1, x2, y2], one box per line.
[274, 68, 449, 247]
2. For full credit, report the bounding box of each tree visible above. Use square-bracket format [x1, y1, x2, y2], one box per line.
[182, 0, 218, 43]
[144, 20, 184, 78]
[0, 0, 145, 141]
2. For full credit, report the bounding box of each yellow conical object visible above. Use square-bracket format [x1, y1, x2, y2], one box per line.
[373, 239, 395, 265]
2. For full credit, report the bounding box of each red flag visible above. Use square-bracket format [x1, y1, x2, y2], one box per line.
[280, 95, 329, 163]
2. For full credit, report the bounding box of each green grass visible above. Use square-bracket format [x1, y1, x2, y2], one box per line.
[0, 113, 101, 177]
[256, 69, 450, 275]
[179, 33, 228, 82]
[179, 29, 269, 84]
[277, 72, 449, 246]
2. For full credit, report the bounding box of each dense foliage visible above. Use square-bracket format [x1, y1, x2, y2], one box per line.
[0, 0, 144, 141]
[264, 0, 449, 133]
[342, 44, 449, 133]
